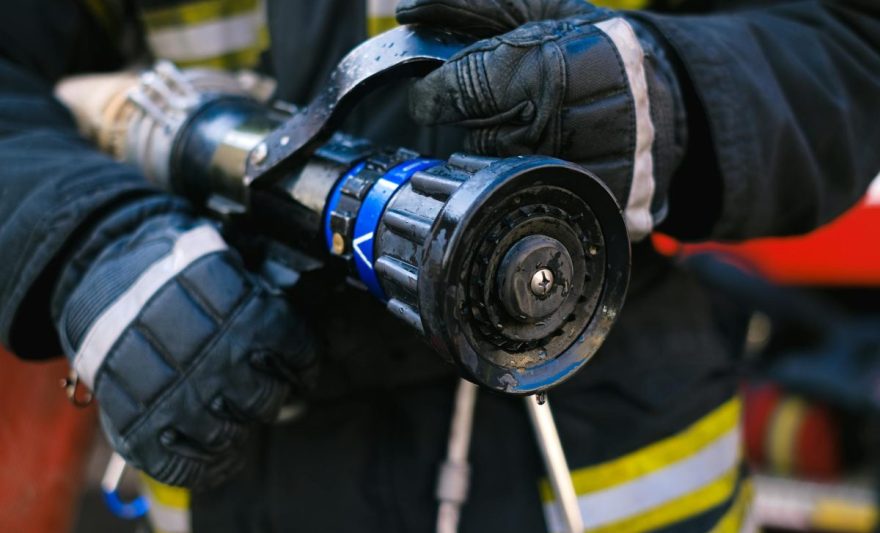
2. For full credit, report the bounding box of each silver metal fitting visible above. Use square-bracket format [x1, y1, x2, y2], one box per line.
[530, 268, 555, 296]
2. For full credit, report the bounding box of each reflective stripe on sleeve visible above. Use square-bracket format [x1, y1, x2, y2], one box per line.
[592, 0, 651, 9]
[367, 0, 399, 36]
[146, 6, 266, 63]
[595, 17, 656, 242]
[709, 478, 755, 533]
[72, 225, 228, 390]
[542, 398, 744, 533]
[140, 474, 192, 533]
[141, 0, 262, 28]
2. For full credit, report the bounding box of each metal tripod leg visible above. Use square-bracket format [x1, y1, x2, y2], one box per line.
[525, 394, 585, 533]
[436, 379, 479, 533]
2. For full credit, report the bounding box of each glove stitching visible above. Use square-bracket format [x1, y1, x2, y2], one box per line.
[132, 319, 187, 374]
[472, 125, 501, 155]
[240, 370, 281, 421]
[143, 408, 244, 486]
[175, 265, 227, 323]
[177, 413, 240, 455]
[154, 453, 199, 487]
[93, 365, 144, 435]
[473, 128, 489, 154]
[494, 20, 595, 50]
[462, 54, 480, 116]
[456, 56, 480, 119]
[487, 125, 500, 154]
[116, 287, 262, 443]
[133, 274, 241, 384]
[88, 324, 180, 422]
[468, 53, 492, 117]
[454, 59, 470, 119]
[475, 50, 500, 116]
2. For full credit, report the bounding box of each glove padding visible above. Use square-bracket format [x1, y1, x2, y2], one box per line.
[400, 3, 686, 240]
[54, 196, 316, 488]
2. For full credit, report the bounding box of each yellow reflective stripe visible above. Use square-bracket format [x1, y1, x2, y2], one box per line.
[142, 0, 261, 29]
[145, 3, 268, 68]
[541, 398, 741, 500]
[367, 0, 398, 36]
[709, 479, 754, 533]
[367, 16, 398, 37]
[812, 498, 879, 533]
[587, 467, 739, 533]
[543, 431, 741, 531]
[140, 473, 190, 509]
[592, 0, 651, 9]
[363, 0, 651, 37]
[767, 396, 805, 475]
[140, 474, 191, 533]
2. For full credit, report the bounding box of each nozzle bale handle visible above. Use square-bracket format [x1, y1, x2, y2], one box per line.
[244, 26, 473, 187]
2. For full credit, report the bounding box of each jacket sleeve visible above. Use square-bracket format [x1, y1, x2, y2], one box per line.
[633, 0, 880, 241]
[0, 1, 160, 359]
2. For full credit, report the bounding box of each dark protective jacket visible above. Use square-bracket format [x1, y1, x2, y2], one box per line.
[0, 1, 878, 532]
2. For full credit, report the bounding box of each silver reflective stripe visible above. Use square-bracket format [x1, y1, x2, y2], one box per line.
[867, 171, 880, 205]
[145, 496, 191, 533]
[544, 426, 741, 532]
[368, 0, 398, 18]
[146, 6, 266, 63]
[596, 18, 656, 242]
[73, 225, 228, 390]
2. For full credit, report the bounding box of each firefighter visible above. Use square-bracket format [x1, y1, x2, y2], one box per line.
[0, 0, 877, 532]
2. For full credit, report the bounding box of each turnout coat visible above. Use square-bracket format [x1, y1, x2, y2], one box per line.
[0, 0, 877, 531]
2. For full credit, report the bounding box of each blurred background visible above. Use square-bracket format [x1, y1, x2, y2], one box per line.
[1, 181, 878, 532]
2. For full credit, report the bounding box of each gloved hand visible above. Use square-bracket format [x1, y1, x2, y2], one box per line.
[52, 195, 317, 488]
[397, 1, 687, 240]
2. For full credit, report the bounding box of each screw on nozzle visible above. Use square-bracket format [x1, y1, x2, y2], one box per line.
[530, 268, 555, 296]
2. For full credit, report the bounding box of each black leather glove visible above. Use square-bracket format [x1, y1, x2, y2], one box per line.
[52, 195, 317, 488]
[398, 1, 687, 240]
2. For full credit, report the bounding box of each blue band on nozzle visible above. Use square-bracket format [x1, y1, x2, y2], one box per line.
[353, 158, 440, 300]
[324, 158, 440, 300]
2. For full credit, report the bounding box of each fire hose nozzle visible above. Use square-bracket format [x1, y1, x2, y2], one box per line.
[360, 153, 630, 394]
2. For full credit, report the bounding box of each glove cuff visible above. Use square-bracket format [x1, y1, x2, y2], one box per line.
[50, 194, 192, 332]
[624, 15, 689, 226]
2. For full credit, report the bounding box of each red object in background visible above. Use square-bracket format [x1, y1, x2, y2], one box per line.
[0, 350, 96, 533]
[654, 185, 880, 287]
[743, 383, 841, 480]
